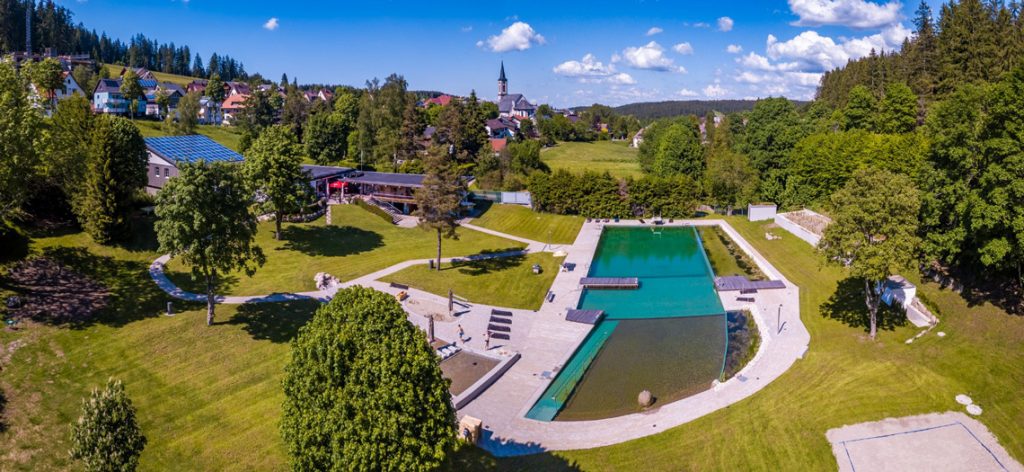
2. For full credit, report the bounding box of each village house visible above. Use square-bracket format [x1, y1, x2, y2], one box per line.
[144, 135, 244, 194]
[423, 94, 453, 107]
[93, 78, 145, 115]
[221, 93, 248, 125]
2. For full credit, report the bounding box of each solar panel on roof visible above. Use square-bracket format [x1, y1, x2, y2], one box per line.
[144, 135, 243, 165]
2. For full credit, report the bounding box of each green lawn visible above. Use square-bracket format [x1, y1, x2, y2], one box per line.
[164, 205, 525, 296]
[471, 203, 583, 245]
[540, 140, 642, 179]
[3, 213, 1023, 471]
[381, 252, 563, 310]
[102, 64, 196, 87]
[463, 216, 1024, 470]
[133, 121, 244, 151]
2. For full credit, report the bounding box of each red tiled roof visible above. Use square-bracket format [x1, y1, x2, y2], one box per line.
[425, 94, 453, 107]
[490, 138, 508, 153]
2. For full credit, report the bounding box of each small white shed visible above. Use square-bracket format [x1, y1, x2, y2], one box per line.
[748, 203, 777, 222]
[880, 275, 916, 310]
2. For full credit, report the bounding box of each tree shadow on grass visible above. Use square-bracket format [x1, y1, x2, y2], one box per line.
[445, 443, 582, 471]
[2, 246, 202, 329]
[279, 225, 384, 257]
[820, 276, 907, 334]
[163, 267, 241, 296]
[224, 299, 320, 343]
[447, 249, 527, 276]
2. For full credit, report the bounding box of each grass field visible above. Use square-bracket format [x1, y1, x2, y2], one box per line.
[471, 203, 583, 245]
[381, 252, 563, 310]
[2, 212, 1023, 471]
[540, 141, 642, 179]
[133, 120, 244, 151]
[164, 205, 525, 296]
[456, 216, 1024, 470]
[102, 64, 196, 87]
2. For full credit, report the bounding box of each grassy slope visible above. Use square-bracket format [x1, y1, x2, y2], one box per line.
[133, 120, 243, 152]
[381, 253, 564, 310]
[165, 206, 525, 296]
[102, 64, 196, 87]
[471, 203, 583, 245]
[462, 216, 1024, 471]
[540, 141, 642, 179]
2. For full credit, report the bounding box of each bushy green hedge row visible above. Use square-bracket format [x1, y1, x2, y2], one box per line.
[528, 169, 697, 219]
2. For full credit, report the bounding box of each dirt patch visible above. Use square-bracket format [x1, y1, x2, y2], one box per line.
[3, 257, 110, 325]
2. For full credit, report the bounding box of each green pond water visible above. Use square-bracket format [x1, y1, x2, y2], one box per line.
[527, 226, 727, 421]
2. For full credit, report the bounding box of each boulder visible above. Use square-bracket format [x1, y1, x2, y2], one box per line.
[638, 390, 654, 408]
[314, 272, 340, 291]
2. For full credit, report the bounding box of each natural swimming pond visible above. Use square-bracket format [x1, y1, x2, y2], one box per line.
[527, 226, 728, 421]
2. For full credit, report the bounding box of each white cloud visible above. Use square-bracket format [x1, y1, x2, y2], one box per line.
[480, 21, 546, 52]
[788, 0, 902, 28]
[678, 88, 699, 97]
[647, 26, 664, 36]
[553, 54, 635, 84]
[607, 73, 637, 85]
[461, 26, 473, 33]
[553, 53, 616, 77]
[718, 17, 734, 32]
[263, 17, 279, 31]
[737, 52, 800, 71]
[764, 23, 909, 71]
[704, 83, 728, 97]
[672, 42, 694, 55]
[727, 44, 743, 53]
[684, 21, 711, 28]
[618, 41, 686, 72]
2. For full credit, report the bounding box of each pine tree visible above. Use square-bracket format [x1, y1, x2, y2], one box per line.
[843, 85, 878, 131]
[414, 146, 464, 271]
[78, 116, 148, 244]
[877, 82, 919, 133]
[0, 60, 41, 223]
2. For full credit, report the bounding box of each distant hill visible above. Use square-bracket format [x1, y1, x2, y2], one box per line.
[608, 100, 808, 121]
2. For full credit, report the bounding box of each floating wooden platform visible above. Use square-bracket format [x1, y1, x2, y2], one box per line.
[579, 277, 640, 289]
[565, 309, 604, 325]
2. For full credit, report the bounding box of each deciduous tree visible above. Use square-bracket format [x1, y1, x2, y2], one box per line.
[819, 168, 921, 339]
[25, 57, 64, 113]
[119, 69, 144, 120]
[0, 61, 42, 223]
[69, 378, 147, 472]
[155, 162, 265, 325]
[244, 125, 310, 240]
[281, 286, 456, 471]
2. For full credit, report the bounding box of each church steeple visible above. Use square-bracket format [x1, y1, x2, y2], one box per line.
[498, 61, 508, 100]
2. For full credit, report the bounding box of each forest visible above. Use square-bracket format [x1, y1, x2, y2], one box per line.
[0, 0, 250, 81]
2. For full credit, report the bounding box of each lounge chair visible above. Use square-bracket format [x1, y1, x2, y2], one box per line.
[491, 309, 514, 317]
[489, 316, 512, 325]
[489, 332, 511, 340]
[546, 291, 556, 302]
[488, 323, 511, 332]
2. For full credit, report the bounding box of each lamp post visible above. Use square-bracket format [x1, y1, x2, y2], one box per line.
[777, 303, 783, 335]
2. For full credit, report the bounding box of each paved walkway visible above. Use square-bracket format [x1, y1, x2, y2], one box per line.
[146, 218, 810, 455]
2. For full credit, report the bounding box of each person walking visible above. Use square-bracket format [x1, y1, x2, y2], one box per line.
[458, 324, 465, 341]
[484, 331, 490, 349]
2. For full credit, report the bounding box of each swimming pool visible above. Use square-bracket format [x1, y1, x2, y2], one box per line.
[527, 226, 727, 421]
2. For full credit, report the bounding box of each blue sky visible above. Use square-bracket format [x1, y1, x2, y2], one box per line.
[62, 0, 940, 106]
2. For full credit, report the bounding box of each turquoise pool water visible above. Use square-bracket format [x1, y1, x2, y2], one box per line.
[527, 226, 727, 421]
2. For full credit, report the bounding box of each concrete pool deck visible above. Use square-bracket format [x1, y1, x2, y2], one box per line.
[456, 219, 810, 455]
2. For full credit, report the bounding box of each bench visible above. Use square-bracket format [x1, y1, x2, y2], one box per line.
[546, 291, 555, 302]
[389, 282, 410, 290]
[487, 323, 511, 333]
